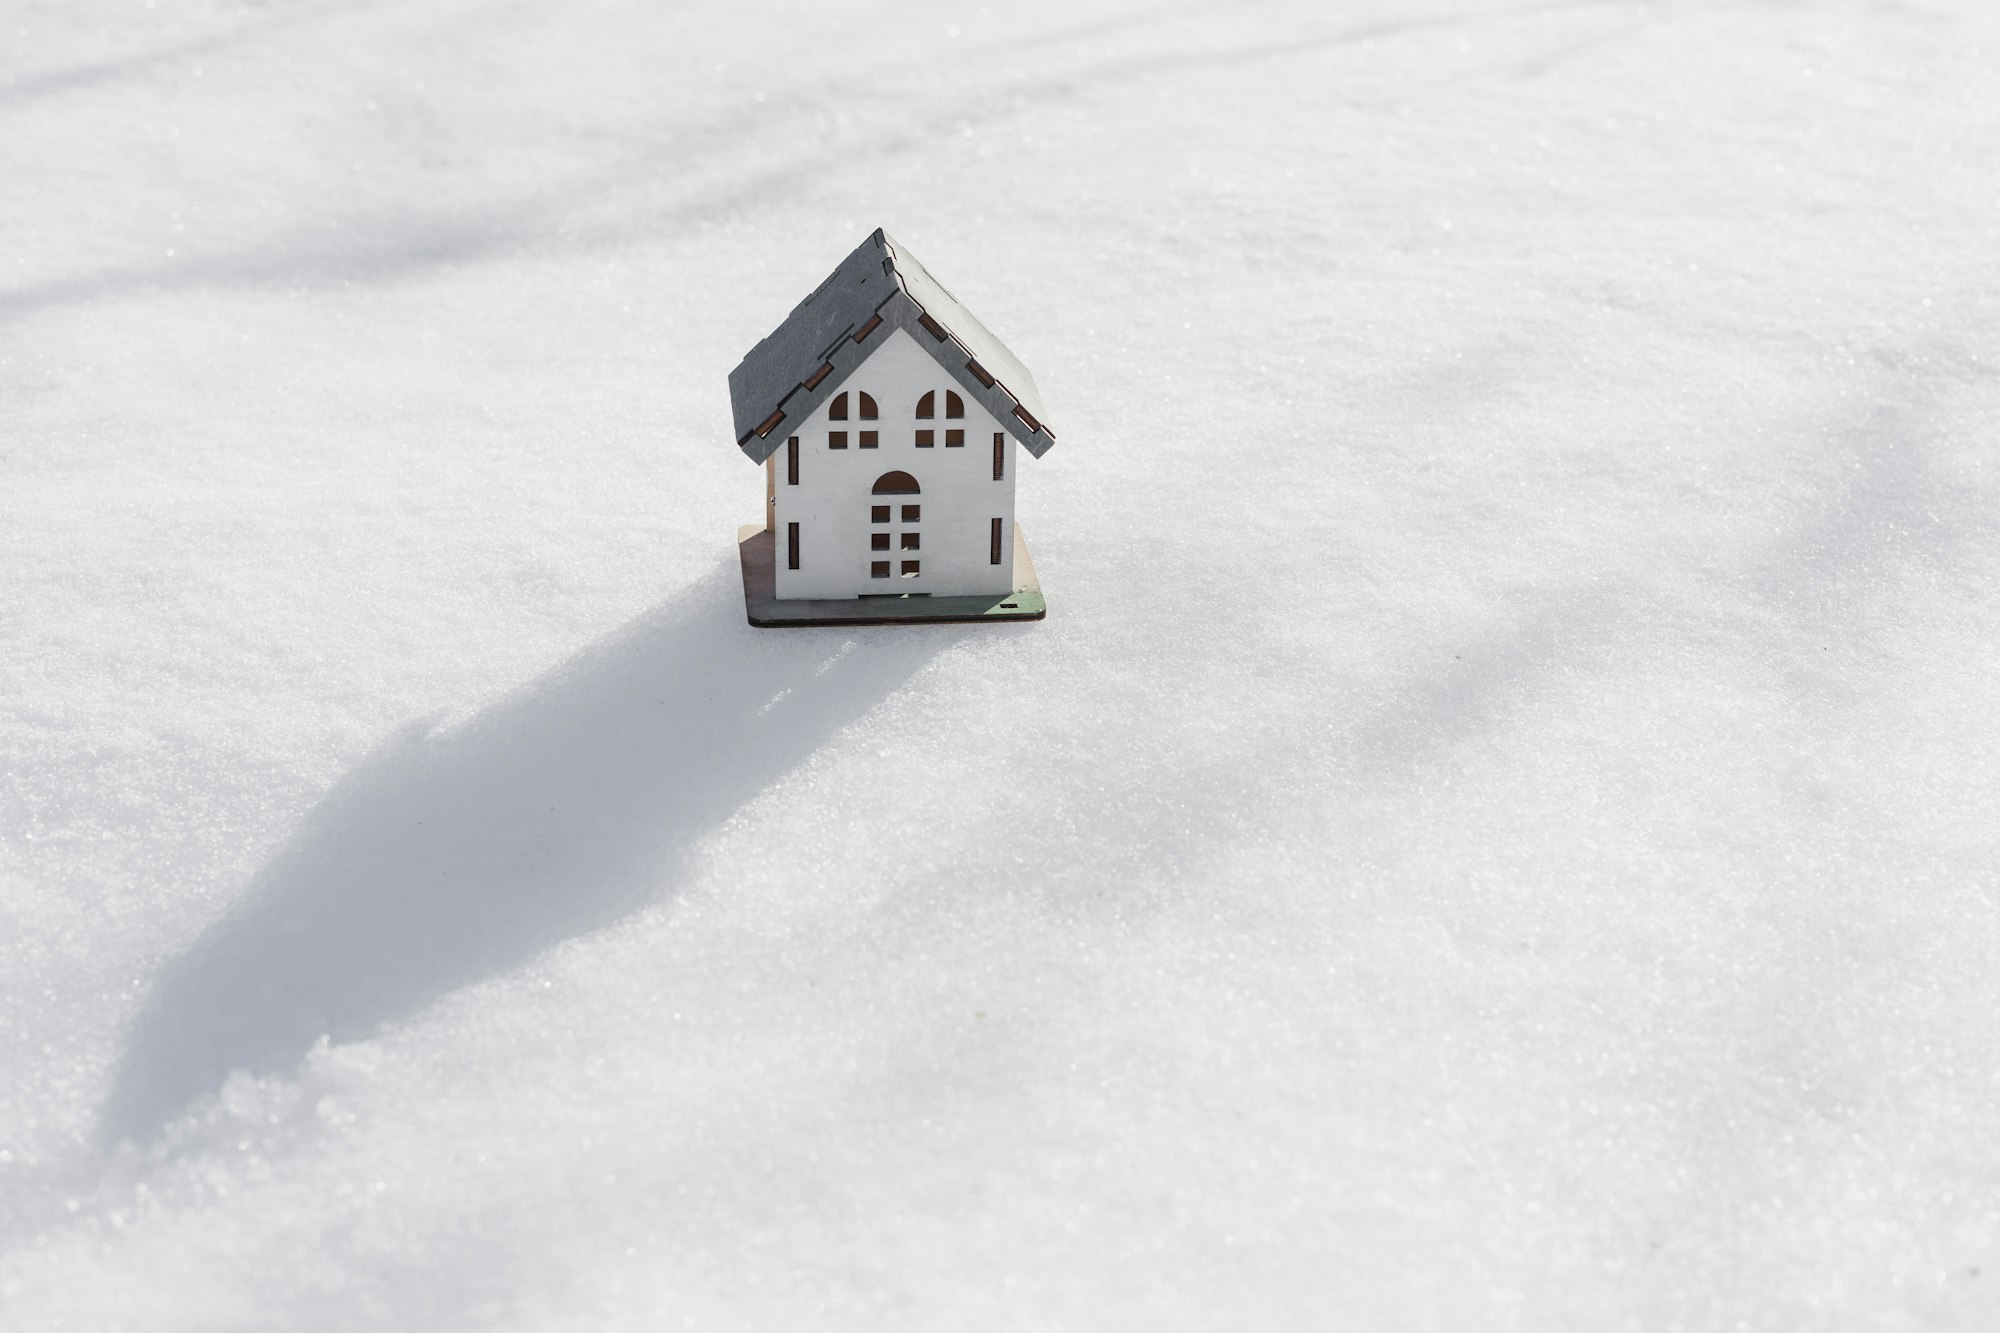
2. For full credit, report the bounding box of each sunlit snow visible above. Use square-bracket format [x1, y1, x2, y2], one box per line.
[4, 0, 1998, 1327]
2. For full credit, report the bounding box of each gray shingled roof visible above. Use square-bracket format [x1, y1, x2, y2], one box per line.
[727, 229, 1056, 464]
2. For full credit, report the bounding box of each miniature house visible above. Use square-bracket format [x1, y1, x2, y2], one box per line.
[728, 229, 1055, 626]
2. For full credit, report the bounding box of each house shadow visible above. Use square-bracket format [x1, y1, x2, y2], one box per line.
[100, 560, 946, 1146]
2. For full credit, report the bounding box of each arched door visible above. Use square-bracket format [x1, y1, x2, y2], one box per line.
[869, 472, 921, 581]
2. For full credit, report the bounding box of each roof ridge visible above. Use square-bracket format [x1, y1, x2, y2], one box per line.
[726, 230, 1056, 465]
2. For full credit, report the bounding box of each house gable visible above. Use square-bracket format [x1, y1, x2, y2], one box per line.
[727, 229, 1056, 465]
[767, 325, 1020, 602]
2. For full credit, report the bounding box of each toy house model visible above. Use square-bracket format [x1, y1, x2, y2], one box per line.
[728, 229, 1055, 626]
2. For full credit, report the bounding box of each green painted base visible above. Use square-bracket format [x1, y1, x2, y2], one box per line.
[737, 523, 1047, 628]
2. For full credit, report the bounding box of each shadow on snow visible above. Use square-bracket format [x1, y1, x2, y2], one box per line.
[99, 561, 945, 1145]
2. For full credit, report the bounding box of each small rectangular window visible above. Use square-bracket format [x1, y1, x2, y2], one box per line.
[901, 560, 920, 577]
[901, 532, 920, 550]
[871, 505, 890, 523]
[859, 430, 878, 448]
[871, 533, 890, 551]
[990, 517, 1003, 564]
[993, 433, 1004, 481]
[901, 505, 920, 522]
[915, 429, 934, 448]
[945, 429, 964, 447]
[828, 431, 847, 449]
[871, 561, 890, 578]
[787, 522, 800, 570]
[787, 437, 799, 484]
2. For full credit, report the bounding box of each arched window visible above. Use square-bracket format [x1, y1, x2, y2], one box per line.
[871, 470, 921, 495]
[915, 391, 935, 420]
[858, 392, 878, 420]
[829, 392, 849, 421]
[945, 391, 964, 419]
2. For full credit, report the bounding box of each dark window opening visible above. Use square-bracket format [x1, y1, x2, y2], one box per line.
[901, 532, 920, 551]
[915, 429, 934, 447]
[828, 431, 847, 450]
[871, 533, 890, 551]
[787, 522, 800, 570]
[993, 433, 1005, 480]
[871, 561, 891, 578]
[945, 391, 964, 419]
[787, 436, 799, 484]
[859, 430, 878, 448]
[871, 471, 920, 496]
[901, 560, 920, 577]
[858, 392, 878, 420]
[915, 391, 935, 419]
[991, 517, 1003, 564]
[946, 429, 964, 447]
[871, 505, 891, 522]
[901, 505, 920, 522]
[829, 392, 849, 421]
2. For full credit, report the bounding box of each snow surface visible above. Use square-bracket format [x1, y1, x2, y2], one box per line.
[4, 0, 1999, 1327]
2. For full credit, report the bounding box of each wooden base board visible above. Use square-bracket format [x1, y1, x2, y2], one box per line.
[737, 523, 1047, 628]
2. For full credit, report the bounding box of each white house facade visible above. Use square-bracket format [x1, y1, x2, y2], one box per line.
[764, 329, 1018, 600]
[726, 229, 1057, 614]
